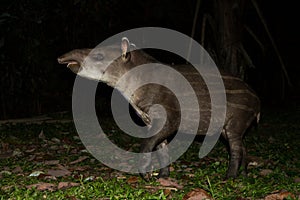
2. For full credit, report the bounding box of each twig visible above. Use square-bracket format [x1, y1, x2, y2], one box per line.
[144, 185, 178, 191]
[187, 0, 202, 62]
[0, 116, 72, 125]
[251, 0, 292, 87]
[244, 25, 265, 53]
[201, 14, 207, 46]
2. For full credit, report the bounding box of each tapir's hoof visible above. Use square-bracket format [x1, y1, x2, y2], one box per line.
[158, 168, 170, 178]
[225, 171, 238, 180]
[225, 168, 247, 180]
[139, 172, 153, 181]
[140, 170, 170, 181]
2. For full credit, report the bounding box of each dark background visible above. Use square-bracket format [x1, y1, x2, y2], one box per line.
[0, 0, 299, 120]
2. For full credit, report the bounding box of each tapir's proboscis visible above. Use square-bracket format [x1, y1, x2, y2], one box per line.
[58, 38, 260, 179]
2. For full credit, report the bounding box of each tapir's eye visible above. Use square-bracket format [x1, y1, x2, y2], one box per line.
[91, 54, 104, 61]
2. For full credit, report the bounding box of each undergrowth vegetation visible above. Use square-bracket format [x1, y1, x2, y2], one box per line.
[0, 105, 299, 199]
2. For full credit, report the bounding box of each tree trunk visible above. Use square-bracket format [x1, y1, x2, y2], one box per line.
[214, 0, 246, 78]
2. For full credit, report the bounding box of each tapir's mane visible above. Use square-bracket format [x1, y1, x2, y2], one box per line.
[131, 48, 158, 63]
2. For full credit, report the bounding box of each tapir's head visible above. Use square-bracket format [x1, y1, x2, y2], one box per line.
[57, 38, 143, 84]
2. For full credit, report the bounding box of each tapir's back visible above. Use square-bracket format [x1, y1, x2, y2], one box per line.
[131, 63, 260, 136]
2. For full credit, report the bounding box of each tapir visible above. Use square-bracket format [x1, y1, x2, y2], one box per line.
[58, 38, 260, 179]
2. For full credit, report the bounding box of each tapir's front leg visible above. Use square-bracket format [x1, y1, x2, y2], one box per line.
[139, 140, 170, 180]
[139, 120, 175, 180]
[139, 133, 168, 180]
[156, 140, 170, 178]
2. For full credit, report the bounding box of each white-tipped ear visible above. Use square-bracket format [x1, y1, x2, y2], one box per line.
[121, 37, 130, 57]
[130, 42, 136, 48]
[122, 37, 130, 43]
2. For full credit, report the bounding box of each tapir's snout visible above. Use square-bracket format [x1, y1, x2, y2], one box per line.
[57, 49, 92, 74]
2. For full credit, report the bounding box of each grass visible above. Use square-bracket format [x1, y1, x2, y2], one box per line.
[0, 104, 299, 199]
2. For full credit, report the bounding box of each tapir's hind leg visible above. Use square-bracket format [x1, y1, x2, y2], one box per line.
[223, 119, 248, 179]
[225, 132, 244, 178]
[241, 145, 248, 176]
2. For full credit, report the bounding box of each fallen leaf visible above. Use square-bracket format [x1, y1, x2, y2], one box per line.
[144, 185, 178, 192]
[80, 149, 89, 153]
[84, 176, 95, 182]
[47, 168, 71, 177]
[69, 156, 89, 165]
[117, 175, 127, 180]
[184, 168, 193, 172]
[186, 173, 195, 178]
[0, 170, 12, 175]
[127, 176, 139, 184]
[264, 191, 295, 200]
[51, 137, 61, 143]
[163, 188, 172, 197]
[1, 185, 14, 192]
[38, 130, 46, 140]
[43, 175, 57, 181]
[71, 166, 90, 172]
[70, 148, 78, 154]
[26, 182, 56, 191]
[1, 142, 9, 152]
[3, 166, 9, 171]
[49, 145, 59, 150]
[25, 148, 36, 153]
[183, 188, 213, 200]
[12, 148, 23, 157]
[169, 166, 175, 172]
[44, 160, 60, 166]
[12, 166, 23, 173]
[73, 136, 80, 140]
[57, 182, 80, 190]
[294, 177, 300, 183]
[28, 154, 36, 161]
[268, 137, 275, 143]
[29, 171, 45, 177]
[66, 196, 78, 200]
[247, 156, 265, 168]
[157, 178, 183, 190]
[0, 152, 13, 159]
[259, 169, 273, 176]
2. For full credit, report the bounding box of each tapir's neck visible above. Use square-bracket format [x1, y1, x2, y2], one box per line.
[102, 50, 158, 88]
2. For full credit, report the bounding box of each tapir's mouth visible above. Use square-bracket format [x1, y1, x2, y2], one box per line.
[58, 48, 92, 74]
[57, 58, 81, 73]
[67, 61, 81, 73]
[65, 61, 79, 68]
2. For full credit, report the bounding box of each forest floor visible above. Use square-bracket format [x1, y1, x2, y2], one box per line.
[0, 104, 299, 199]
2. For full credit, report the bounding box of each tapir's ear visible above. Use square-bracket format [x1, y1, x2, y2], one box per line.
[121, 37, 131, 61]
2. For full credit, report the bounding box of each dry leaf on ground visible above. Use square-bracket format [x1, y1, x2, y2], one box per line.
[12, 166, 23, 173]
[157, 177, 183, 189]
[127, 176, 139, 184]
[259, 169, 273, 176]
[57, 182, 80, 190]
[183, 188, 213, 200]
[264, 191, 295, 200]
[26, 182, 56, 191]
[44, 160, 60, 166]
[46, 167, 71, 177]
[69, 156, 89, 165]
